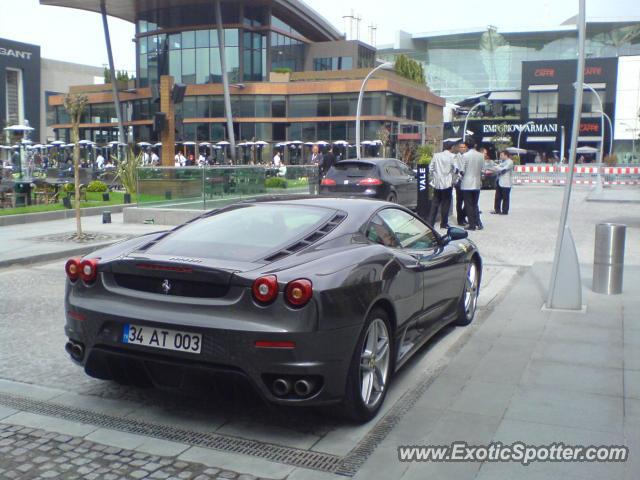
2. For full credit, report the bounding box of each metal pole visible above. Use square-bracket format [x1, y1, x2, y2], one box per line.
[560, 125, 566, 163]
[583, 83, 604, 187]
[100, 0, 125, 145]
[546, 0, 586, 309]
[462, 102, 486, 144]
[356, 62, 391, 160]
[215, 0, 236, 162]
[600, 111, 613, 156]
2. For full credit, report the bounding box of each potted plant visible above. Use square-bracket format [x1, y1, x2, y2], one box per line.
[270, 67, 292, 83]
[114, 147, 143, 204]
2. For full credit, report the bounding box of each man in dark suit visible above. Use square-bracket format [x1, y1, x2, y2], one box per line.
[320, 146, 336, 177]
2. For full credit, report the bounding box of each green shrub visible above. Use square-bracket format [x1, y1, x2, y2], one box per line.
[272, 67, 292, 74]
[86, 180, 108, 192]
[417, 144, 434, 165]
[63, 182, 75, 193]
[265, 177, 288, 189]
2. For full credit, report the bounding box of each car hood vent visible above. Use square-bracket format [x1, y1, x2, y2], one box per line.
[263, 212, 347, 263]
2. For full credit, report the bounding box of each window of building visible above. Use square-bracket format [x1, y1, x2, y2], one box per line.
[582, 89, 606, 117]
[244, 6, 267, 26]
[45, 91, 60, 127]
[271, 96, 286, 117]
[313, 57, 353, 71]
[289, 95, 331, 117]
[5, 68, 23, 125]
[528, 86, 558, 119]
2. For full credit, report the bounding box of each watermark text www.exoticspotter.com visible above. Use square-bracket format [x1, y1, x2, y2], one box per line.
[398, 442, 629, 466]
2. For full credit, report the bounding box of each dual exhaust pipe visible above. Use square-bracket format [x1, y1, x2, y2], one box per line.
[272, 378, 316, 398]
[65, 340, 85, 362]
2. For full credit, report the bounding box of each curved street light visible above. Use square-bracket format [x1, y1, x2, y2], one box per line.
[462, 102, 487, 144]
[356, 62, 395, 160]
[580, 82, 604, 190]
[517, 121, 535, 151]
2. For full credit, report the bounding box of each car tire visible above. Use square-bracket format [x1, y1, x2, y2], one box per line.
[386, 192, 397, 203]
[340, 308, 394, 423]
[455, 260, 480, 326]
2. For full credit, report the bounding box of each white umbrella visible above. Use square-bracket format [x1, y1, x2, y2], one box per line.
[0, 145, 11, 150]
[108, 140, 119, 145]
[78, 139, 91, 145]
[304, 142, 315, 146]
[443, 137, 462, 143]
[154, 142, 162, 147]
[182, 141, 197, 146]
[237, 142, 248, 147]
[315, 141, 330, 145]
[32, 144, 43, 148]
[51, 141, 65, 146]
[506, 147, 528, 154]
[254, 141, 269, 146]
[361, 140, 373, 145]
[275, 142, 289, 147]
[290, 140, 303, 145]
[3, 124, 35, 132]
[217, 141, 230, 146]
[576, 146, 599, 154]
[199, 142, 211, 146]
[65, 143, 75, 148]
[137, 141, 152, 147]
[333, 140, 349, 146]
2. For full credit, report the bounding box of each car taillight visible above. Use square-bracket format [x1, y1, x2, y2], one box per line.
[320, 178, 336, 186]
[79, 259, 99, 283]
[65, 258, 81, 282]
[252, 275, 278, 304]
[357, 178, 383, 186]
[285, 279, 313, 307]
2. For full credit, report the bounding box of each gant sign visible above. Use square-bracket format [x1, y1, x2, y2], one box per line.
[482, 123, 558, 134]
[0, 47, 33, 60]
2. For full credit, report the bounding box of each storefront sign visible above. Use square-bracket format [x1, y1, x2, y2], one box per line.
[416, 166, 430, 220]
[482, 123, 558, 134]
[535, 68, 555, 78]
[579, 122, 601, 134]
[584, 66, 603, 76]
[0, 47, 33, 60]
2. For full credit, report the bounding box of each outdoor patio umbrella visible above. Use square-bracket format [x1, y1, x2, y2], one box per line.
[254, 141, 269, 146]
[137, 141, 152, 147]
[3, 124, 35, 132]
[506, 147, 528, 155]
[216, 141, 230, 146]
[333, 140, 349, 146]
[576, 146, 599, 154]
[154, 142, 162, 147]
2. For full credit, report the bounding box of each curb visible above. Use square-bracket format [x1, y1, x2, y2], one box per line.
[0, 241, 119, 269]
[0, 204, 130, 227]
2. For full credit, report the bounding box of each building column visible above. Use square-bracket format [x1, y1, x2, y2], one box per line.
[160, 75, 175, 166]
[99, 0, 126, 145]
[214, 0, 236, 162]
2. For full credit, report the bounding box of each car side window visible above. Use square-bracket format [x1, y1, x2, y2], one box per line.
[395, 161, 412, 176]
[378, 208, 438, 250]
[385, 165, 403, 178]
[366, 215, 400, 248]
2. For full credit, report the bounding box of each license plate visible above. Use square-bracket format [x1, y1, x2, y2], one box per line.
[343, 180, 349, 184]
[122, 324, 202, 354]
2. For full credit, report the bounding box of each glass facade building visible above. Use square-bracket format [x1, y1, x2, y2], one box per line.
[379, 20, 640, 101]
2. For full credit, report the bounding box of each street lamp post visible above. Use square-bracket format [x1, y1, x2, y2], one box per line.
[596, 110, 613, 158]
[356, 62, 394, 160]
[462, 102, 487, 144]
[517, 120, 535, 151]
[582, 83, 604, 191]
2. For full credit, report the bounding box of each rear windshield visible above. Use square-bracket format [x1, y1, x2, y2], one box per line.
[149, 204, 334, 261]
[328, 162, 378, 179]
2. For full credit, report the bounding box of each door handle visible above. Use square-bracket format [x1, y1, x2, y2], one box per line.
[406, 263, 428, 272]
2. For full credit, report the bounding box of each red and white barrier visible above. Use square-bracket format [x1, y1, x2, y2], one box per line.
[513, 164, 640, 185]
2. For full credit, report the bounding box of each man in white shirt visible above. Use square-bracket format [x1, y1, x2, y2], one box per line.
[492, 150, 514, 215]
[273, 151, 281, 167]
[459, 139, 484, 231]
[151, 151, 160, 165]
[96, 153, 105, 170]
[428, 141, 456, 229]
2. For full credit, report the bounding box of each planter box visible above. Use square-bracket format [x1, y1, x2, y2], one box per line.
[269, 72, 291, 83]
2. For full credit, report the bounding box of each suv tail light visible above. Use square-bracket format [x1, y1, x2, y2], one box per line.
[79, 259, 99, 283]
[320, 178, 336, 186]
[357, 178, 383, 186]
[285, 279, 313, 307]
[65, 258, 81, 282]
[252, 275, 278, 304]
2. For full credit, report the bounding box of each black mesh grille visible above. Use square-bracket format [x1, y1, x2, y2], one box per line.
[113, 273, 229, 298]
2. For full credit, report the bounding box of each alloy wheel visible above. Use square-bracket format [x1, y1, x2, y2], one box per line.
[464, 263, 479, 320]
[359, 318, 390, 408]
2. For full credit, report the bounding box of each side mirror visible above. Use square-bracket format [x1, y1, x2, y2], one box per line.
[446, 226, 468, 241]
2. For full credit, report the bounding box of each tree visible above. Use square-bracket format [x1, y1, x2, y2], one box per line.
[63, 93, 89, 239]
[490, 123, 513, 158]
[103, 68, 131, 84]
[399, 141, 418, 167]
[377, 125, 390, 158]
[394, 55, 426, 85]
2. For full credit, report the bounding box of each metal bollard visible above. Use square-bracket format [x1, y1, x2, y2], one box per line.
[593, 223, 626, 294]
[102, 211, 112, 224]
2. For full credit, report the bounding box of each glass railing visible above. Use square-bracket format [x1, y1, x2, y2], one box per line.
[136, 165, 320, 210]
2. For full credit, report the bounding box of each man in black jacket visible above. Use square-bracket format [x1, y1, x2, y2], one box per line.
[321, 146, 336, 178]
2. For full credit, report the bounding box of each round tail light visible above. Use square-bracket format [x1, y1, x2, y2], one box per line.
[65, 258, 81, 282]
[285, 279, 313, 307]
[252, 275, 278, 304]
[79, 259, 99, 283]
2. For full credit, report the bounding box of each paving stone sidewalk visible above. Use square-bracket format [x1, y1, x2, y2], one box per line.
[0, 423, 271, 480]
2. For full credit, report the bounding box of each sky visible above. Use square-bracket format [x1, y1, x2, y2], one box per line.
[0, 0, 639, 73]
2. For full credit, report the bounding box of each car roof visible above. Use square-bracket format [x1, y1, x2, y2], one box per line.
[334, 158, 399, 165]
[221, 195, 399, 218]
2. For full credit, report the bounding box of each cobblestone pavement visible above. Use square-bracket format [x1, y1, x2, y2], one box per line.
[0, 423, 270, 480]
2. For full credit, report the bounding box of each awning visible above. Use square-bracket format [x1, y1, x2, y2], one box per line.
[528, 84, 558, 91]
[487, 91, 521, 101]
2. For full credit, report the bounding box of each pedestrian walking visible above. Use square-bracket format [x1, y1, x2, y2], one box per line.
[452, 141, 467, 226]
[320, 146, 336, 177]
[459, 139, 484, 231]
[491, 150, 514, 215]
[428, 141, 455, 229]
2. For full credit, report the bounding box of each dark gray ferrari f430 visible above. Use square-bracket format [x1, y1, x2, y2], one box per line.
[64, 197, 481, 421]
